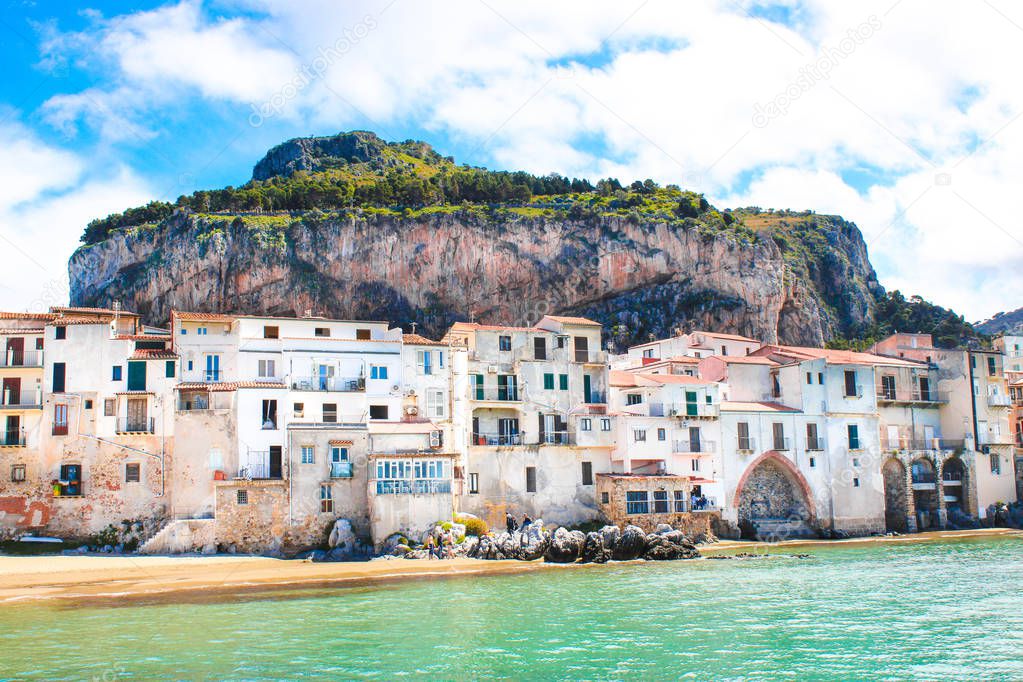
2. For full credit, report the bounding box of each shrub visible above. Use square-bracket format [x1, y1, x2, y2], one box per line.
[441, 521, 453, 531]
[456, 516, 488, 537]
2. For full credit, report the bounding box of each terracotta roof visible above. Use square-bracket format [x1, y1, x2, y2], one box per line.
[0, 312, 57, 321]
[446, 322, 540, 333]
[115, 334, 171, 341]
[542, 315, 601, 327]
[610, 371, 710, 387]
[328, 439, 355, 446]
[635, 373, 711, 385]
[716, 356, 778, 365]
[720, 401, 801, 413]
[51, 306, 138, 317]
[130, 349, 177, 359]
[114, 391, 154, 396]
[694, 331, 760, 343]
[172, 311, 237, 322]
[0, 327, 45, 334]
[759, 344, 924, 367]
[175, 381, 286, 392]
[46, 317, 110, 326]
[667, 355, 701, 363]
[403, 333, 446, 346]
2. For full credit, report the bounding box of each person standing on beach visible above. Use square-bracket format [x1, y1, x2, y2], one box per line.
[506, 512, 517, 534]
[426, 535, 437, 559]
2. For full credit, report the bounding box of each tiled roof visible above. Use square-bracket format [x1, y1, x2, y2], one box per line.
[720, 401, 802, 413]
[114, 391, 154, 396]
[403, 333, 446, 346]
[51, 306, 139, 317]
[716, 356, 778, 365]
[543, 315, 601, 327]
[634, 373, 711, 385]
[0, 327, 45, 334]
[760, 344, 924, 367]
[694, 331, 761, 343]
[447, 322, 540, 333]
[130, 349, 178, 359]
[46, 317, 110, 326]
[172, 311, 237, 322]
[116, 334, 172, 341]
[0, 312, 57, 321]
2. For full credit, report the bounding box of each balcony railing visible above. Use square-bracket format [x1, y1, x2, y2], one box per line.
[573, 350, 608, 364]
[771, 437, 791, 451]
[0, 430, 25, 446]
[876, 386, 949, 404]
[471, 387, 521, 401]
[203, 370, 223, 382]
[177, 396, 210, 411]
[116, 418, 155, 434]
[664, 403, 720, 418]
[472, 433, 522, 446]
[375, 479, 452, 495]
[0, 350, 43, 368]
[911, 472, 937, 485]
[291, 375, 365, 392]
[52, 424, 69, 436]
[843, 385, 864, 398]
[673, 439, 716, 454]
[330, 461, 353, 478]
[237, 456, 282, 480]
[805, 437, 825, 451]
[583, 391, 607, 404]
[0, 391, 42, 409]
[737, 437, 757, 452]
[542, 431, 575, 445]
[988, 394, 1012, 408]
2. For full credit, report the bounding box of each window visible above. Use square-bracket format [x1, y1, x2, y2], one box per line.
[721, 345, 728, 356]
[261, 400, 277, 429]
[301, 446, 315, 464]
[634, 429, 647, 442]
[626, 393, 642, 405]
[844, 370, 858, 397]
[315, 327, 330, 337]
[988, 356, 997, 377]
[990, 453, 1001, 475]
[237, 490, 248, 505]
[642, 348, 654, 359]
[103, 398, 115, 416]
[11, 464, 25, 482]
[438, 351, 444, 368]
[674, 490, 686, 512]
[322, 403, 337, 423]
[626, 491, 649, 514]
[54, 326, 66, 340]
[370, 365, 388, 380]
[533, 337, 547, 360]
[818, 372, 824, 384]
[319, 485, 334, 512]
[881, 375, 896, 400]
[809, 456, 816, 468]
[84, 399, 93, 410]
[258, 359, 276, 378]
[499, 335, 511, 351]
[853, 477, 860, 487]
[691, 458, 700, 472]
[187, 360, 193, 371]
[369, 405, 389, 420]
[263, 325, 279, 339]
[848, 424, 860, 450]
[356, 329, 371, 340]
[657, 428, 666, 441]
[36, 338, 43, 350]
[165, 360, 175, 378]
[852, 457, 860, 467]
[653, 490, 669, 513]
[581, 418, 592, 431]
[600, 418, 611, 431]
[180, 328, 187, 335]
[525, 466, 537, 493]
[417, 350, 433, 375]
[427, 390, 445, 418]
[543, 373, 555, 390]
[468, 472, 479, 494]
[737, 421, 751, 450]
[127, 361, 146, 392]
[772, 422, 786, 450]
[52, 362, 65, 393]
[293, 402, 305, 418]
[125, 463, 140, 483]
[112, 366, 123, 381]
[205, 354, 221, 382]
[601, 491, 610, 504]
[559, 374, 568, 390]
[806, 372, 812, 385]
[581, 461, 593, 485]
[807, 423, 821, 450]
[197, 326, 207, 335]
[53, 403, 68, 435]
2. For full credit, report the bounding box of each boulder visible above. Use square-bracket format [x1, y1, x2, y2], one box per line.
[328, 519, 357, 550]
[518, 520, 550, 561]
[643, 532, 700, 561]
[471, 534, 506, 560]
[391, 544, 412, 556]
[455, 536, 478, 556]
[380, 532, 409, 555]
[599, 524, 621, 549]
[450, 523, 467, 540]
[613, 525, 647, 561]
[654, 523, 674, 535]
[309, 549, 329, 562]
[582, 531, 613, 564]
[545, 527, 584, 563]
[402, 549, 429, 560]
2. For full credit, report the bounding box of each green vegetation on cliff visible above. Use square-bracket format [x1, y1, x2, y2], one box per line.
[826, 290, 981, 349]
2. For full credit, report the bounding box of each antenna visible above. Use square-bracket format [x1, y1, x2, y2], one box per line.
[410, 322, 418, 335]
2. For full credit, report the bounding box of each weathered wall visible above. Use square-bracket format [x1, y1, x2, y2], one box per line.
[213, 479, 288, 553]
[596, 474, 717, 536]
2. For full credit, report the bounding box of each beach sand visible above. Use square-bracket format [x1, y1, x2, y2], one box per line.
[2, 527, 1019, 605]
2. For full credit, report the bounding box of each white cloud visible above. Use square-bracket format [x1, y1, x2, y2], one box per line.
[26, 0, 1023, 319]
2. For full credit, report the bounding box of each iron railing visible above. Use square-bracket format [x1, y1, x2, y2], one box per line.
[470, 387, 521, 401]
[672, 439, 716, 454]
[116, 418, 155, 434]
[291, 376, 366, 392]
[330, 461, 353, 478]
[0, 349, 43, 367]
[472, 433, 522, 446]
[0, 430, 25, 446]
[375, 479, 451, 494]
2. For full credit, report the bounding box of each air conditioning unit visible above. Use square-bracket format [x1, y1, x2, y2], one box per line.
[430, 431, 443, 448]
[487, 364, 499, 374]
[405, 389, 417, 397]
[391, 384, 401, 393]
[405, 405, 419, 416]
[982, 445, 991, 454]
[669, 409, 679, 417]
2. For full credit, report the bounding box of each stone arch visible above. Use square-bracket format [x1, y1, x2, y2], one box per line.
[941, 456, 968, 516]
[734, 451, 816, 539]
[881, 458, 909, 533]
[910, 457, 939, 530]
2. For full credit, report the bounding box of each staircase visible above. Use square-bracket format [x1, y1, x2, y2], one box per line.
[139, 519, 216, 555]
[751, 518, 817, 542]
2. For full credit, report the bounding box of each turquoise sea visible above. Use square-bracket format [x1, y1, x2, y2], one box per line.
[2, 535, 1023, 680]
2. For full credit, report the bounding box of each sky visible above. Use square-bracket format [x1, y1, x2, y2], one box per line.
[1, 0, 1021, 322]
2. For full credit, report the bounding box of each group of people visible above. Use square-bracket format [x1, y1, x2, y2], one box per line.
[505, 512, 533, 533]
[424, 528, 457, 559]
[691, 493, 710, 511]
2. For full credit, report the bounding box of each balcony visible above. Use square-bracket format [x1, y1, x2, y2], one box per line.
[672, 439, 716, 454]
[472, 432, 522, 446]
[0, 391, 42, 410]
[177, 395, 210, 411]
[290, 375, 365, 392]
[911, 471, 937, 490]
[737, 437, 757, 453]
[770, 437, 791, 451]
[843, 385, 865, 399]
[988, 394, 1012, 408]
[330, 461, 353, 478]
[572, 350, 608, 364]
[203, 370, 223, 382]
[542, 431, 575, 446]
[665, 403, 720, 418]
[583, 391, 607, 405]
[876, 386, 949, 404]
[470, 387, 522, 402]
[0, 349, 43, 368]
[0, 430, 25, 447]
[52, 423, 68, 436]
[805, 437, 825, 451]
[237, 458, 281, 480]
[374, 478, 452, 495]
[116, 418, 155, 434]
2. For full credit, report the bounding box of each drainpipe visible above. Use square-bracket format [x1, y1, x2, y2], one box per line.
[968, 352, 979, 449]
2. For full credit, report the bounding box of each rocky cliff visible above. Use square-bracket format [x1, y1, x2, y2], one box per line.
[69, 131, 884, 347]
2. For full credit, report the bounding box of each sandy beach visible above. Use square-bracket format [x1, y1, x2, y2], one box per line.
[2, 528, 1019, 606]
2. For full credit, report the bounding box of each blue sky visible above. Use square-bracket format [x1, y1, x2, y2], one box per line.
[1, 0, 1022, 321]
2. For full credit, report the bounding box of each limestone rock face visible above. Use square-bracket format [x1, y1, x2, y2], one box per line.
[582, 531, 613, 564]
[612, 525, 648, 561]
[643, 531, 699, 561]
[69, 208, 881, 347]
[545, 527, 585, 563]
[327, 519, 356, 552]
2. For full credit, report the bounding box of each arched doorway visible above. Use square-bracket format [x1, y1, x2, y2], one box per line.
[735, 453, 815, 540]
[910, 458, 939, 530]
[941, 457, 968, 516]
[882, 458, 909, 533]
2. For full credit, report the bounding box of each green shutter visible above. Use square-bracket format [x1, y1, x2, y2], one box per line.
[127, 361, 146, 392]
[559, 374, 568, 390]
[473, 374, 484, 400]
[544, 373, 554, 390]
[165, 360, 175, 378]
